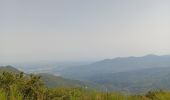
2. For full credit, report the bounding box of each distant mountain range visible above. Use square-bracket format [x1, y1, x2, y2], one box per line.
[57, 54, 170, 93]
[61, 54, 170, 80]
[1, 54, 170, 93]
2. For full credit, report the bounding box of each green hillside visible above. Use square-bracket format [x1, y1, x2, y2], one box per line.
[2, 65, 170, 94]
[0, 66, 20, 73]
[0, 66, 99, 90]
[87, 67, 170, 93]
[1, 70, 170, 100]
[39, 73, 86, 87]
[39, 73, 100, 90]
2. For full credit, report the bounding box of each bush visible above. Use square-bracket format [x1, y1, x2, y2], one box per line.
[1, 72, 170, 100]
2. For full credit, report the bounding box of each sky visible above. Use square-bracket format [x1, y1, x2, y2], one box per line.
[0, 0, 170, 64]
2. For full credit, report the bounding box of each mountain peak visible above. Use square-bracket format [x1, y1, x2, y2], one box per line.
[144, 54, 158, 57]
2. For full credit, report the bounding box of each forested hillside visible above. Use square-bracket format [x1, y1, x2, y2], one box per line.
[87, 67, 170, 93]
[0, 66, 99, 90]
[1, 70, 170, 100]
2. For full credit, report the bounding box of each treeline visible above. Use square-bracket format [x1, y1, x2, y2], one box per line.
[0, 72, 170, 100]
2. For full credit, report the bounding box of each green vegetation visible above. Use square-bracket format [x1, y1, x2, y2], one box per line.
[1, 72, 170, 100]
[0, 66, 100, 90]
[39, 73, 100, 89]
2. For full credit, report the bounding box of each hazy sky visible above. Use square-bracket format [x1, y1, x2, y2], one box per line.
[1, 0, 170, 63]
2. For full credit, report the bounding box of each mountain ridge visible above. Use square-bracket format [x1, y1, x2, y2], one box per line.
[61, 54, 170, 80]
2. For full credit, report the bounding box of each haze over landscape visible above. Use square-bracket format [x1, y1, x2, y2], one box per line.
[1, 0, 170, 99]
[1, 0, 170, 65]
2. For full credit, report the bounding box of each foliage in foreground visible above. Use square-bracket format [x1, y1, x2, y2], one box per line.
[0, 72, 170, 100]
